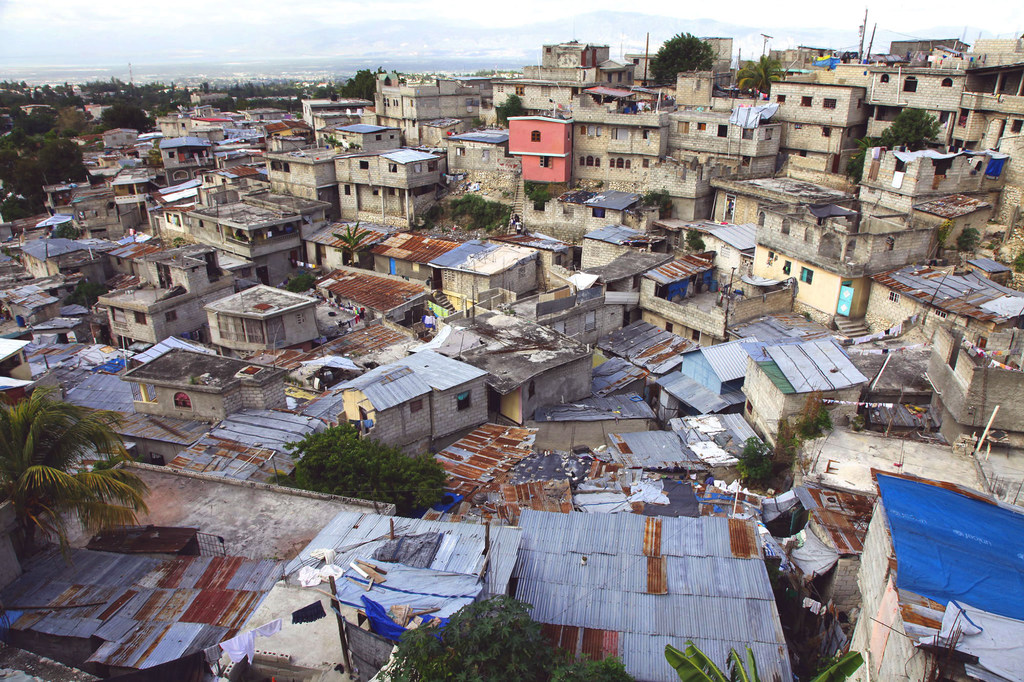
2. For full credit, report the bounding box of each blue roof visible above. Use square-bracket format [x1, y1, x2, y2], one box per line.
[159, 136, 213, 149]
[877, 474, 1024, 621]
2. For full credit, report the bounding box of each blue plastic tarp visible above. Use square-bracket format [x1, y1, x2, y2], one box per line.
[986, 157, 1006, 179]
[877, 474, 1024, 621]
[360, 596, 450, 642]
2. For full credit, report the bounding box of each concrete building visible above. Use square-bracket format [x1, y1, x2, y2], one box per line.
[429, 240, 538, 311]
[302, 221, 394, 271]
[524, 189, 652, 244]
[101, 127, 138, 148]
[19, 238, 114, 282]
[301, 98, 371, 133]
[0, 338, 31, 382]
[580, 224, 666, 269]
[572, 87, 673, 182]
[667, 107, 781, 177]
[110, 168, 158, 235]
[334, 350, 489, 453]
[319, 123, 400, 152]
[315, 267, 430, 325]
[158, 136, 214, 183]
[68, 187, 124, 240]
[99, 245, 235, 346]
[445, 130, 520, 175]
[205, 285, 319, 355]
[771, 81, 868, 174]
[435, 311, 592, 424]
[491, 231, 575, 290]
[370, 232, 462, 282]
[850, 473, 1024, 682]
[509, 285, 623, 347]
[267, 147, 343, 218]
[508, 116, 573, 183]
[710, 176, 856, 224]
[187, 191, 329, 285]
[123, 349, 287, 422]
[335, 149, 444, 228]
[373, 75, 491, 145]
[743, 338, 867, 441]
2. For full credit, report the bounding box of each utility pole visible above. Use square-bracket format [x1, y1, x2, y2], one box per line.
[858, 9, 868, 62]
[642, 33, 650, 86]
[866, 24, 877, 63]
[761, 34, 773, 57]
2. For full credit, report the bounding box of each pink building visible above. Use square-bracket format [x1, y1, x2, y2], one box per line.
[508, 116, 573, 183]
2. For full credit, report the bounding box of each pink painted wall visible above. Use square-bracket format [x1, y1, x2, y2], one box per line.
[509, 117, 572, 183]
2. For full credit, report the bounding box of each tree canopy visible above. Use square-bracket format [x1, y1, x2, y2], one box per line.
[879, 108, 941, 151]
[100, 101, 151, 132]
[0, 386, 148, 551]
[650, 34, 716, 82]
[388, 596, 634, 682]
[496, 94, 526, 125]
[737, 56, 785, 94]
[341, 68, 383, 101]
[289, 424, 446, 515]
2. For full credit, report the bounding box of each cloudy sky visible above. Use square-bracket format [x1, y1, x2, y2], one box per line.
[0, 0, 1019, 68]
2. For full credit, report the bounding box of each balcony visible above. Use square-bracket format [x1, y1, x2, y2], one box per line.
[960, 91, 1024, 115]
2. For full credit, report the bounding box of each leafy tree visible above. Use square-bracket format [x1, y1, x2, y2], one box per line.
[450, 194, 512, 232]
[0, 386, 148, 551]
[36, 138, 88, 185]
[1013, 252, 1024, 273]
[100, 101, 150, 132]
[56, 107, 87, 135]
[736, 437, 773, 484]
[496, 94, 526, 125]
[289, 424, 446, 515]
[809, 651, 864, 682]
[642, 189, 673, 216]
[52, 222, 81, 240]
[65, 281, 108, 307]
[737, 56, 785, 95]
[388, 596, 634, 682]
[665, 641, 759, 681]
[285, 272, 316, 292]
[341, 68, 384, 101]
[333, 223, 372, 265]
[651, 33, 715, 82]
[879, 108, 941, 151]
[685, 230, 706, 252]
[956, 227, 981, 253]
[845, 136, 881, 182]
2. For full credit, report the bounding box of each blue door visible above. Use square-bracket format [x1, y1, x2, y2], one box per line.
[389, 257, 397, 275]
[837, 284, 854, 317]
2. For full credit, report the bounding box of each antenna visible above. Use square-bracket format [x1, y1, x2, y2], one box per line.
[760, 34, 773, 57]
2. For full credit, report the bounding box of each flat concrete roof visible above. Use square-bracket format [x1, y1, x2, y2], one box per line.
[206, 284, 317, 318]
[66, 465, 385, 560]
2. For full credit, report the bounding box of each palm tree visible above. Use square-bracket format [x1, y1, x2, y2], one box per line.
[0, 386, 148, 552]
[665, 642, 863, 682]
[737, 56, 785, 95]
[333, 222, 372, 266]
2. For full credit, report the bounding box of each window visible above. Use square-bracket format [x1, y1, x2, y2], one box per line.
[134, 311, 147, 325]
[801, 96, 812, 107]
[888, 291, 900, 303]
[388, 163, 398, 173]
[592, 207, 606, 218]
[165, 310, 177, 322]
[173, 392, 192, 409]
[781, 219, 791, 235]
[691, 329, 700, 341]
[375, 134, 382, 141]
[903, 76, 918, 93]
[717, 124, 728, 137]
[776, 94, 786, 103]
[880, 74, 890, 83]
[527, 381, 536, 399]
[678, 121, 690, 134]
[612, 128, 629, 141]
[742, 128, 754, 140]
[344, 184, 351, 195]
[584, 311, 596, 331]
[481, 149, 490, 161]
[296, 312, 305, 324]
[800, 267, 814, 284]
[515, 86, 525, 96]
[757, 212, 766, 227]
[427, 161, 437, 171]
[616, 158, 624, 168]
[665, 322, 674, 333]
[410, 398, 423, 413]
[941, 77, 954, 87]
[823, 98, 837, 109]
[111, 308, 125, 323]
[782, 260, 792, 275]
[585, 156, 594, 166]
[455, 147, 465, 156]
[538, 156, 551, 168]
[642, 158, 650, 168]
[1012, 120, 1023, 133]
[697, 122, 707, 132]
[531, 130, 541, 142]
[359, 160, 369, 169]
[822, 127, 832, 137]
[642, 129, 650, 140]
[765, 127, 773, 140]
[934, 309, 948, 319]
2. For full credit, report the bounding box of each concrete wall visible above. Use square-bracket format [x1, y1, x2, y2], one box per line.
[428, 379, 488, 443]
[209, 306, 319, 354]
[525, 200, 653, 244]
[499, 354, 593, 424]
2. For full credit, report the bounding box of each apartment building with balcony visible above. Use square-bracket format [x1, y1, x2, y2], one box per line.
[334, 149, 444, 227]
[159, 136, 214, 183]
[111, 168, 159, 234]
[206, 285, 319, 355]
[954, 63, 1024, 149]
[374, 74, 491, 145]
[99, 245, 235, 346]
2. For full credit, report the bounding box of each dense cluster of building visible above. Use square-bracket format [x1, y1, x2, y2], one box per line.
[3, 32, 1024, 682]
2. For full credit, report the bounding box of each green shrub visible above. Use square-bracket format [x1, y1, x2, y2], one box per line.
[736, 437, 773, 483]
[1013, 252, 1024, 273]
[285, 273, 315, 292]
[685, 230, 706, 252]
[450, 194, 511, 232]
[956, 227, 981, 253]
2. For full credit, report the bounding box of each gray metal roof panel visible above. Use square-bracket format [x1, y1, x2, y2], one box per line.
[391, 350, 488, 391]
[704, 223, 757, 252]
[968, 257, 1011, 273]
[448, 131, 509, 144]
[583, 191, 641, 211]
[533, 394, 655, 422]
[208, 409, 325, 452]
[159, 136, 212, 149]
[656, 373, 730, 414]
[337, 124, 393, 133]
[65, 372, 135, 413]
[694, 337, 758, 383]
[338, 364, 432, 411]
[381, 149, 438, 164]
[765, 340, 866, 393]
[583, 224, 645, 244]
[609, 430, 705, 469]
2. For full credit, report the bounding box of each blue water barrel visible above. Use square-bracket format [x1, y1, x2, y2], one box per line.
[14, 315, 25, 327]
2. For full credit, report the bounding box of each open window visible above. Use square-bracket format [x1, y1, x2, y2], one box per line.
[173, 392, 192, 409]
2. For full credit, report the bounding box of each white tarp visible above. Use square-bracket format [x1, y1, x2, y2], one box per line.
[573, 491, 630, 513]
[569, 273, 599, 291]
[300, 356, 360, 371]
[925, 601, 1024, 682]
[627, 479, 670, 505]
[789, 530, 839, 578]
[689, 440, 739, 467]
[729, 103, 779, 128]
[741, 274, 781, 287]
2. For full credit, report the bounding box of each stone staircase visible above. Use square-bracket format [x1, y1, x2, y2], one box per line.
[432, 291, 457, 314]
[509, 174, 525, 233]
[834, 316, 870, 338]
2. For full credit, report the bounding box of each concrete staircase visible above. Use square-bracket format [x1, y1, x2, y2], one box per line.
[432, 291, 457, 314]
[509, 174, 525, 233]
[834, 316, 870, 338]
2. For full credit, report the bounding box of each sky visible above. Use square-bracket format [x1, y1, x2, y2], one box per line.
[0, 0, 1020, 70]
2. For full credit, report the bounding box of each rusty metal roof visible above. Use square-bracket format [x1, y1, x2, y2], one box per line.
[794, 484, 874, 555]
[872, 265, 1024, 323]
[371, 232, 462, 263]
[305, 222, 394, 250]
[1, 548, 281, 672]
[169, 435, 295, 482]
[643, 255, 714, 285]
[434, 423, 538, 498]
[913, 193, 991, 219]
[317, 269, 429, 313]
[108, 241, 166, 261]
[597, 321, 697, 375]
[115, 412, 209, 446]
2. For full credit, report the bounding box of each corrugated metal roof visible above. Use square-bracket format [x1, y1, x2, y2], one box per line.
[390, 350, 488, 391]
[913, 193, 990, 218]
[592, 357, 648, 397]
[159, 137, 212, 149]
[644, 255, 714, 285]
[169, 435, 294, 482]
[688, 337, 757, 383]
[764, 340, 867, 393]
[305, 222, 393, 249]
[793, 484, 873, 555]
[448, 131, 509, 144]
[339, 364, 431, 411]
[317, 269, 429, 313]
[435, 423, 537, 498]
[132, 337, 215, 366]
[381, 149, 438, 164]
[584, 225, 651, 245]
[336, 124, 394, 133]
[283, 511, 523, 598]
[65, 372, 135, 413]
[872, 265, 1024, 323]
[429, 240, 536, 274]
[656, 373, 730, 414]
[115, 412, 208, 446]
[728, 313, 832, 342]
[534, 394, 655, 422]
[703, 223, 757, 252]
[514, 510, 791, 682]
[208, 409, 325, 452]
[967, 257, 1011, 273]
[371, 232, 463, 263]
[492, 232, 570, 252]
[597, 321, 696, 375]
[608, 431, 705, 470]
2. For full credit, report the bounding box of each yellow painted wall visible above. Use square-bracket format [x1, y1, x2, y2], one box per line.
[752, 246, 870, 317]
[500, 387, 523, 424]
[342, 389, 375, 424]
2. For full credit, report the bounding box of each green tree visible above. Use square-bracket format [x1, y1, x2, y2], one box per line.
[333, 223, 372, 265]
[736, 56, 785, 95]
[845, 136, 881, 182]
[879, 108, 941, 151]
[56, 107, 87, 135]
[0, 386, 149, 551]
[651, 33, 715, 82]
[686, 230, 706, 252]
[496, 94, 526, 125]
[100, 101, 150, 132]
[52, 222, 81, 240]
[341, 68, 384, 101]
[36, 138, 87, 184]
[736, 437, 773, 484]
[289, 424, 446, 515]
[65, 281, 108, 307]
[388, 596, 634, 682]
[450, 194, 511, 232]
[285, 273, 316, 292]
[956, 227, 981, 252]
[665, 641, 758, 682]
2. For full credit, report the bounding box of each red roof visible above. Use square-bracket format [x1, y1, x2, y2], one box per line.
[370, 232, 462, 263]
[317, 269, 429, 313]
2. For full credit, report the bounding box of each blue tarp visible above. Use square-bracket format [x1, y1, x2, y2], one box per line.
[666, 280, 689, 301]
[986, 157, 1006, 179]
[877, 474, 1024, 621]
[91, 357, 126, 373]
[360, 596, 450, 642]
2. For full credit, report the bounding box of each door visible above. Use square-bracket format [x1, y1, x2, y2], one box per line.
[389, 257, 397, 275]
[837, 283, 854, 317]
[256, 266, 270, 285]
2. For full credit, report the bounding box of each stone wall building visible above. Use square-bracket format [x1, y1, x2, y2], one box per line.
[429, 240, 538, 311]
[771, 81, 868, 174]
[205, 285, 320, 355]
[370, 232, 462, 283]
[315, 267, 430, 325]
[445, 131, 520, 175]
[159, 137, 214, 183]
[267, 147, 343, 219]
[580, 224, 667, 269]
[524, 190, 654, 243]
[374, 75, 492, 145]
[318, 123, 400, 153]
[335, 149, 444, 228]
